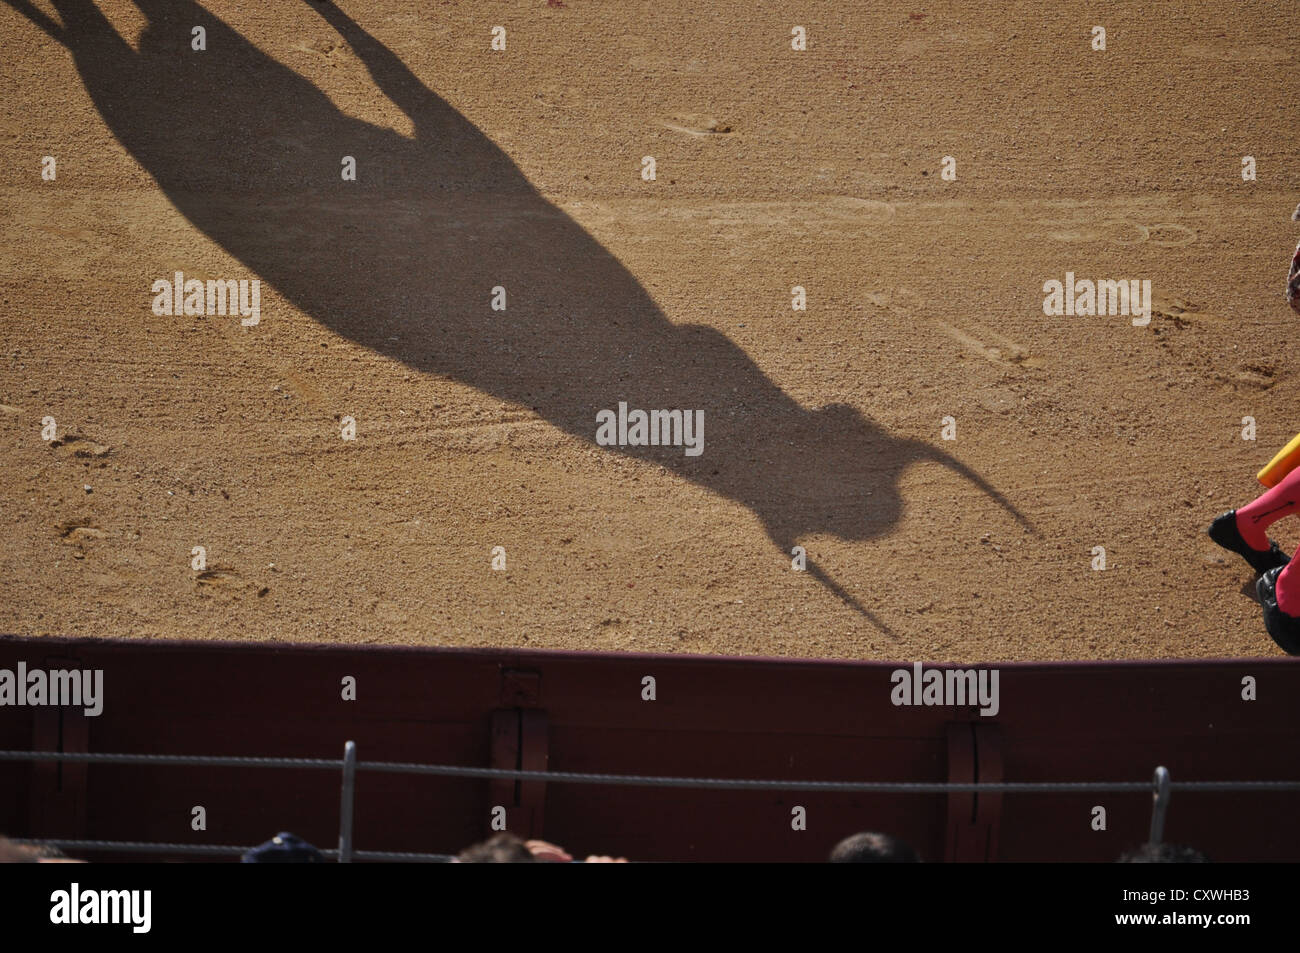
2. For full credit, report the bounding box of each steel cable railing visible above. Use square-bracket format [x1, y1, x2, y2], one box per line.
[3, 745, 1295, 861]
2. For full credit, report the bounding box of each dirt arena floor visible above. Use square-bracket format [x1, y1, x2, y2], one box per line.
[0, 0, 1297, 661]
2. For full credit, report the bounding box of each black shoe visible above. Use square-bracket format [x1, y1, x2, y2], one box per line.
[1256, 566, 1300, 655]
[1208, 510, 1290, 574]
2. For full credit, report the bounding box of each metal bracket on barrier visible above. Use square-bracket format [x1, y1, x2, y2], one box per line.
[1149, 766, 1171, 845]
[489, 669, 549, 839]
[338, 740, 357, 863]
[944, 721, 1003, 862]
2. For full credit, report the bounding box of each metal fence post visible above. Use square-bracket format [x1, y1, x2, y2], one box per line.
[1148, 766, 1171, 845]
[339, 740, 357, 863]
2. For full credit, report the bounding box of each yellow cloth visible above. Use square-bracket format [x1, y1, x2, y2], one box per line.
[1258, 432, 1300, 487]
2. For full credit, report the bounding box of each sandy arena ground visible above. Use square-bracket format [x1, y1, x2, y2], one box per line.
[0, 0, 1297, 660]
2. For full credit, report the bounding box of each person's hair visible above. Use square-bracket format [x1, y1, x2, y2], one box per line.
[1118, 842, 1210, 863]
[457, 832, 537, 863]
[240, 832, 324, 863]
[0, 836, 38, 863]
[829, 832, 921, 863]
[21, 842, 68, 860]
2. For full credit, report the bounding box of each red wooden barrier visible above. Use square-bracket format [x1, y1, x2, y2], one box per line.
[0, 635, 1296, 861]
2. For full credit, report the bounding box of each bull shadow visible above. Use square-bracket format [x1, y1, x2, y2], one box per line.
[10, 0, 1033, 631]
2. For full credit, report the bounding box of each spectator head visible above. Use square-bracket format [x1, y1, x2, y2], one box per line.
[829, 832, 921, 863]
[241, 832, 325, 863]
[24, 842, 81, 862]
[0, 836, 38, 863]
[1118, 843, 1210, 863]
[0, 837, 84, 863]
[457, 832, 538, 863]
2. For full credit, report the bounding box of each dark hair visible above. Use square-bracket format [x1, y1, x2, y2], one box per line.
[240, 832, 325, 863]
[457, 833, 538, 864]
[829, 832, 921, 863]
[1118, 842, 1210, 863]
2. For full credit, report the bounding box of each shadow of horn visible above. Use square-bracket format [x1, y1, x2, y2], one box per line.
[924, 446, 1036, 534]
[804, 558, 895, 637]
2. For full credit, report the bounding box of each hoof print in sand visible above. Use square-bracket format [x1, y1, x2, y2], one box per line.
[57, 518, 105, 545]
[195, 567, 240, 585]
[49, 433, 112, 459]
[663, 114, 733, 137]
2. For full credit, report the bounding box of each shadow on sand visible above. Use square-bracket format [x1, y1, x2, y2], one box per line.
[9, 0, 1033, 632]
